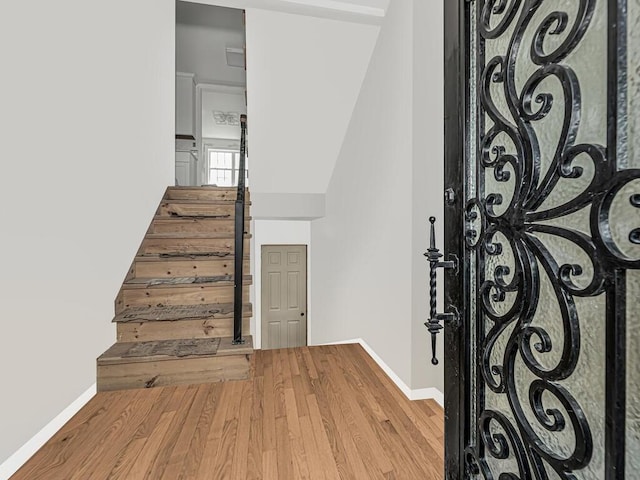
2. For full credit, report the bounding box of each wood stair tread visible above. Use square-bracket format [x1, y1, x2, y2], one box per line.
[151, 215, 252, 221]
[122, 274, 252, 289]
[160, 199, 252, 205]
[164, 187, 250, 202]
[113, 302, 253, 323]
[167, 186, 244, 191]
[157, 203, 249, 219]
[135, 252, 250, 260]
[144, 232, 252, 239]
[97, 336, 254, 365]
[166, 186, 249, 193]
[134, 253, 248, 260]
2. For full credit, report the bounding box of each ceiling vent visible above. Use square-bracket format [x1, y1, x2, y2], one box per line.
[225, 47, 245, 68]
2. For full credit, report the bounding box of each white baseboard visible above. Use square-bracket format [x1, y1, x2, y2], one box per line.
[0, 384, 96, 480]
[411, 387, 444, 405]
[316, 338, 444, 407]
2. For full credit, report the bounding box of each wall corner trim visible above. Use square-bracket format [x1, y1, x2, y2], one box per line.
[0, 383, 97, 480]
[317, 339, 444, 407]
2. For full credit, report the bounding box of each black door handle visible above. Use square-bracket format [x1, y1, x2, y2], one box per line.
[424, 217, 459, 365]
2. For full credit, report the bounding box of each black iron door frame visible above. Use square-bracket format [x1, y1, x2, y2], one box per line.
[443, 0, 467, 478]
[443, 0, 638, 478]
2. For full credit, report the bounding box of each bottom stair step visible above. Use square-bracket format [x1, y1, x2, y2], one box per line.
[97, 336, 253, 391]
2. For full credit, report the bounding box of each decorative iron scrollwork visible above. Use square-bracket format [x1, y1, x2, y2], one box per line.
[464, 0, 640, 477]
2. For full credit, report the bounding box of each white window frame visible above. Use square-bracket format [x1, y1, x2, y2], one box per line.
[203, 143, 248, 187]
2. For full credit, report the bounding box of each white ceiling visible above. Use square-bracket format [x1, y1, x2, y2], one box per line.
[176, 2, 246, 85]
[184, 0, 390, 25]
[176, 2, 244, 31]
[275, 0, 389, 17]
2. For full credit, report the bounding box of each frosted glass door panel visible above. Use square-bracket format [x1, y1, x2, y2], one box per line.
[459, 0, 639, 477]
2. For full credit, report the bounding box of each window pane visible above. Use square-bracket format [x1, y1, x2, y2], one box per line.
[208, 168, 231, 186]
[209, 151, 229, 169]
[205, 149, 247, 186]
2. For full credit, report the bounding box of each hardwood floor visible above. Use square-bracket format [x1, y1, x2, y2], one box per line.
[11, 344, 444, 479]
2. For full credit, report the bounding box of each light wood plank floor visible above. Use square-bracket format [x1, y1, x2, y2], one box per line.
[11, 343, 444, 479]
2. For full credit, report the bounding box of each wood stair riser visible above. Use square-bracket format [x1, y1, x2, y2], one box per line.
[116, 286, 250, 314]
[166, 187, 250, 202]
[138, 237, 250, 255]
[158, 202, 250, 217]
[97, 354, 251, 392]
[131, 258, 250, 279]
[116, 317, 251, 342]
[149, 218, 250, 235]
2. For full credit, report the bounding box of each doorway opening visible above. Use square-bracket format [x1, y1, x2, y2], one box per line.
[175, 1, 247, 186]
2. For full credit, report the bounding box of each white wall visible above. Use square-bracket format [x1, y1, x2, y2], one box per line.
[0, 0, 175, 465]
[250, 193, 325, 219]
[411, 0, 444, 393]
[310, 0, 444, 392]
[176, 72, 196, 136]
[251, 220, 311, 349]
[201, 85, 247, 139]
[411, 0, 446, 392]
[310, 0, 413, 382]
[245, 8, 379, 194]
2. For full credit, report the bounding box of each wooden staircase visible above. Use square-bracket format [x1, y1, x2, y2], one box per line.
[96, 186, 253, 391]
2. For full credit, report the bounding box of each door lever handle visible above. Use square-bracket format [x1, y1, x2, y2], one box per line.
[424, 216, 459, 365]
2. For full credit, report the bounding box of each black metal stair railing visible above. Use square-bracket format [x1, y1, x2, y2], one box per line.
[233, 114, 247, 345]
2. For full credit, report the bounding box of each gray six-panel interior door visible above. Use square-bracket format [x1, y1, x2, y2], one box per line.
[443, 0, 640, 478]
[261, 245, 307, 350]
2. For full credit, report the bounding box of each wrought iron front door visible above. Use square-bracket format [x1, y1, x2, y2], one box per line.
[443, 0, 640, 478]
